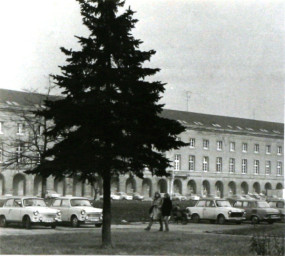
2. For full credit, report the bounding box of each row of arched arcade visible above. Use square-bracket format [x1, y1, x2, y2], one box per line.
[0, 172, 283, 198]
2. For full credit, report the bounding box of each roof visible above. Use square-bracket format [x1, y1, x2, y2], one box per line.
[161, 109, 284, 138]
[0, 88, 283, 138]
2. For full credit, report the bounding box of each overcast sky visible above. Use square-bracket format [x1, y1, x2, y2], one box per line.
[0, 0, 284, 122]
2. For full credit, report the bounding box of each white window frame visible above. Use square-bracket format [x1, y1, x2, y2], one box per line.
[230, 142, 235, 152]
[189, 138, 195, 148]
[174, 154, 181, 171]
[0, 144, 3, 163]
[242, 143, 248, 153]
[266, 145, 271, 154]
[265, 161, 271, 175]
[254, 144, 259, 153]
[202, 157, 209, 172]
[17, 123, 25, 135]
[189, 155, 195, 171]
[229, 158, 235, 173]
[216, 157, 222, 173]
[217, 141, 222, 151]
[254, 160, 260, 174]
[242, 159, 247, 174]
[277, 161, 282, 176]
[277, 146, 282, 155]
[0, 121, 3, 134]
[16, 143, 24, 163]
[203, 139, 209, 150]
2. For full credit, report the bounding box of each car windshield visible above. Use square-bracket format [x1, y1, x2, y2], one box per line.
[23, 199, 46, 207]
[257, 202, 270, 208]
[216, 200, 231, 207]
[70, 199, 91, 207]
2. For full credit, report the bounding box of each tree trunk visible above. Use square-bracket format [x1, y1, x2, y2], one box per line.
[41, 176, 47, 198]
[102, 172, 113, 248]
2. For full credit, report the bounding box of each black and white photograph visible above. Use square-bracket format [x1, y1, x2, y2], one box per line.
[0, 0, 284, 255]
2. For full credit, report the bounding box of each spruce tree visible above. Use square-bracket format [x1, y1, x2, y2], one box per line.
[27, 0, 187, 247]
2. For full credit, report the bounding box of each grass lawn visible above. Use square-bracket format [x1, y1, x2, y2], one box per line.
[0, 228, 255, 255]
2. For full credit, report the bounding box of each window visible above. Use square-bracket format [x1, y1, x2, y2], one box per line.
[242, 143, 248, 153]
[189, 138, 195, 148]
[230, 142, 235, 152]
[277, 162, 283, 176]
[188, 155, 195, 171]
[203, 139, 209, 150]
[174, 154, 181, 171]
[216, 157, 222, 173]
[0, 122, 3, 134]
[17, 123, 25, 135]
[254, 144, 259, 153]
[52, 199, 61, 207]
[61, 200, 70, 207]
[202, 157, 209, 172]
[229, 158, 235, 173]
[266, 145, 271, 154]
[242, 159, 247, 174]
[217, 141, 222, 151]
[0, 143, 3, 163]
[277, 146, 282, 155]
[254, 160, 260, 174]
[16, 143, 24, 163]
[265, 161, 271, 175]
[196, 200, 206, 207]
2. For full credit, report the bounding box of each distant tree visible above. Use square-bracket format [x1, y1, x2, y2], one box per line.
[3, 83, 58, 198]
[27, 0, 187, 248]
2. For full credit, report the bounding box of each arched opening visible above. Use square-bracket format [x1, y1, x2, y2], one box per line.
[111, 176, 119, 193]
[253, 182, 261, 194]
[54, 178, 65, 196]
[157, 179, 167, 193]
[126, 177, 136, 193]
[13, 173, 26, 196]
[34, 175, 42, 196]
[187, 180, 196, 195]
[202, 180, 210, 197]
[241, 182, 249, 195]
[142, 178, 152, 197]
[73, 177, 84, 196]
[215, 181, 224, 198]
[264, 183, 272, 195]
[276, 183, 283, 189]
[228, 181, 236, 196]
[0, 174, 5, 195]
[173, 179, 182, 194]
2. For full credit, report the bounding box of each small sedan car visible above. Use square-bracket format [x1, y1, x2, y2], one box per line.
[233, 199, 280, 224]
[186, 198, 246, 224]
[171, 193, 187, 201]
[50, 196, 103, 227]
[131, 192, 144, 201]
[267, 199, 285, 222]
[0, 196, 62, 229]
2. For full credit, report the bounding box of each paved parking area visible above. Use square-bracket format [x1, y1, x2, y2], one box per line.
[0, 222, 276, 237]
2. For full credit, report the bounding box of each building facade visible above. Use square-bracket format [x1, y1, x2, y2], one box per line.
[0, 89, 283, 198]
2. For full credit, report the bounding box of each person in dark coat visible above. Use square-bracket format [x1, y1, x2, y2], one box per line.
[161, 193, 172, 231]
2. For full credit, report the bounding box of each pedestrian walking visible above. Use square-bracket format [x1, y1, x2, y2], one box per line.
[161, 193, 172, 231]
[145, 192, 163, 231]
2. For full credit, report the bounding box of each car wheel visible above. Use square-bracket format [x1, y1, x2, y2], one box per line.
[51, 223, 56, 229]
[251, 216, 259, 225]
[95, 223, 102, 228]
[267, 220, 274, 225]
[192, 214, 200, 223]
[23, 216, 31, 229]
[0, 216, 7, 227]
[217, 215, 226, 225]
[71, 216, 80, 228]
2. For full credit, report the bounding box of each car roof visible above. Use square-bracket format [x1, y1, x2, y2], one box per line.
[54, 196, 89, 200]
[199, 198, 227, 201]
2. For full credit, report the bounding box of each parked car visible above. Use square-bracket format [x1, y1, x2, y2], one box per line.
[186, 198, 246, 224]
[0, 195, 13, 207]
[0, 196, 62, 229]
[266, 199, 285, 222]
[50, 196, 102, 227]
[99, 192, 132, 200]
[131, 192, 144, 201]
[232, 199, 280, 224]
[171, 193, 187, 201]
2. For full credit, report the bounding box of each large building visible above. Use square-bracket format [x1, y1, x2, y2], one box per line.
[0, 88, 283, 198]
